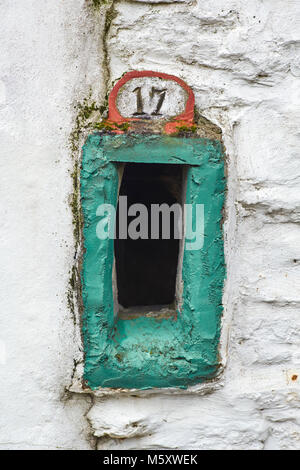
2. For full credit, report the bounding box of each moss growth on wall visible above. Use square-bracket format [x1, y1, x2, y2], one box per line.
[90, 0, 111, 9]
[69, 97, 101, 154]
[70, 160, 82, 247]
[67, 93, 106, 328]
[93, 121, 130, 132]
[175, 124, 197, 136]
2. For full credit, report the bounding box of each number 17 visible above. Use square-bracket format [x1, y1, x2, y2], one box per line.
[132, 86, 167, 116]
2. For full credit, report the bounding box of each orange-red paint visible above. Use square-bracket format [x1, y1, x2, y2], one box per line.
[106, 70, 195, 134]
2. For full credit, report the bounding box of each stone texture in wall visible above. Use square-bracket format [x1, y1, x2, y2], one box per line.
[0, 0, 299, 450]
[88, 0, 300, 450]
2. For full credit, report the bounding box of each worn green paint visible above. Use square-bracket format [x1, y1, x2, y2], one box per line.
[81, 133, 225, 389]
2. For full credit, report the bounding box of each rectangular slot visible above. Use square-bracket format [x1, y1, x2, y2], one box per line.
[114, 162, 184, 318]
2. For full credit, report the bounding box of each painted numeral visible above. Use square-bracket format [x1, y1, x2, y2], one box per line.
[132, 87, 144, 115]
[132, 86, 167, 116]
[150, 87, 167, 116]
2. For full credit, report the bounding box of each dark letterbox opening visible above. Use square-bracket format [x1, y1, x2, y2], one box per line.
[114, 162, 183, 311]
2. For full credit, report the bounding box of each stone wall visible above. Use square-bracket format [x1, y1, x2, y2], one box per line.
[0, 0, 299, 449]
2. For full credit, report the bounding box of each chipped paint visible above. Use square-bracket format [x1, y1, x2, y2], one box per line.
[81, 133, 225, 389]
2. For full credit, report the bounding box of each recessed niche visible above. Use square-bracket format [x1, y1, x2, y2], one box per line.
[114, 163, 183, 315]
[81, 132, 225, 390]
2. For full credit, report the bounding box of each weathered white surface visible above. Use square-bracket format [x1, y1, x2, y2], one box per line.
[116, 76, 188, 118]
[1, 0, 300, 450]
[0, 0, 105, 449]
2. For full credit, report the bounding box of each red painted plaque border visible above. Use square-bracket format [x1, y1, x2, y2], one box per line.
[107, 70, 195, 134]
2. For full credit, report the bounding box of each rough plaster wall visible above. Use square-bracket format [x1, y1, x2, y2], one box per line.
[1, 0, 300, 450]
[0, 0, 105, 449]
[89, 0, 300, 450]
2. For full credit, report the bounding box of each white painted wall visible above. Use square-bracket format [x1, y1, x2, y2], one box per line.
[1, 0, 300, 450]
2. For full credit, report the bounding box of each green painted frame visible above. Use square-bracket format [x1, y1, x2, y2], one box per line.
[81, 133, 225, 389]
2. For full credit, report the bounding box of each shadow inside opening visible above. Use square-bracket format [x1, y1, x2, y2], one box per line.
[114, 162, 183, 316]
